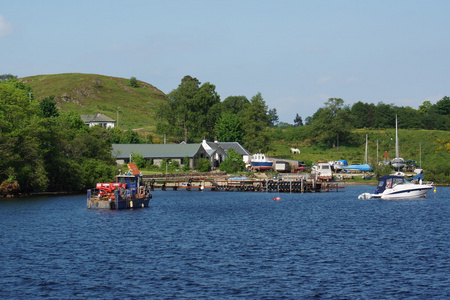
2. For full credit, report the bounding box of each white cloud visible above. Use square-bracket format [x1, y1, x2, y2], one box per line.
[0, 15, 13, 37]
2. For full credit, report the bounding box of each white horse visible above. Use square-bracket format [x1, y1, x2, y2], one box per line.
[290, 148, 300, 154]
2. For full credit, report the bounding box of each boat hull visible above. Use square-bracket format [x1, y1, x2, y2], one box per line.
[87, 189, 151, 210]
[251, 162, 273, 170]
[373, 185, 433, 200]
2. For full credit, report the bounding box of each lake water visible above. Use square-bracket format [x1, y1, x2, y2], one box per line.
[1, 185, 449, 299]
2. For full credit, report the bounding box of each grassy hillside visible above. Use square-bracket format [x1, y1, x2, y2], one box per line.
[20, 73, 166, 133]
[267, 128, 449, 183]
[269, 129, 449, 165]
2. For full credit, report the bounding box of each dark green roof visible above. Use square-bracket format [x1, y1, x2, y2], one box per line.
[112, 144, 203, 158]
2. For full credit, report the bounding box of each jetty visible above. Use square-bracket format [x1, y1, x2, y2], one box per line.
[143, 173, 345, 193]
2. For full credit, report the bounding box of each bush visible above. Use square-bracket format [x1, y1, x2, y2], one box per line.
[182, 156, 190, 171]
[131, 152, 146, 169]
[219, 148, 245, 173]
[0, 179, 20, 196]
[195, 158, 210, 172]
[129, 76, 139, 88]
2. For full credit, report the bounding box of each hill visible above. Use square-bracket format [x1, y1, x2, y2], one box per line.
[20, 73, 166, 132]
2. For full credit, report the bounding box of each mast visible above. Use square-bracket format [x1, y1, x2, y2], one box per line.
[365, 134, 368, 164]
[395, 115, 400, 158]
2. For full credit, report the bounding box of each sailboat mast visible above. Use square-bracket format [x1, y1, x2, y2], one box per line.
[365, 134, 368, 164]
[395, 115, 400, 158]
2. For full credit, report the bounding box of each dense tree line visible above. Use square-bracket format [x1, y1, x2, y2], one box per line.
[277, 97, 450, 148]
[2, 73, 448, 193]
[349, 98, 450, 130]
[158, 75, 448, 152]
[0, 78, 148, 195]
[156, 76, 277, 153]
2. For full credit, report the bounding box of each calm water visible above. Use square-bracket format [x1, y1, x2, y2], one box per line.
[1, 185, 449, 299]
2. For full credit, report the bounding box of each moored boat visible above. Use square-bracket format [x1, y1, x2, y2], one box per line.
[251, 153, 273, 171]
[311, 162, 333, 180]
[87, 163, 151, 210]
[358, 173, 433, 200]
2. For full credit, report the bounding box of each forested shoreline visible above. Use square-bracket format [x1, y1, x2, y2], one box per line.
[1, 74, 449, 194]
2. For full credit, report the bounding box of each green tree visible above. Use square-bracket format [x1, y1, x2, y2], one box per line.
[268, 108, 279, 127]
[131, 152, 146, 169]
[120, 130, 142, 144]
[191, 82, 221, 139]
[350, 101, 376, 128]
[242, 92, 270, 152]
[309, 98, 354, 147]
[195, 158, 210, 172]
[221, 96, 249, 116]
[39, 95, 59, 118]
[129, 76, 139, 88]
[182, 156, 190, 171]
[0, 74, 17, 82]
[215, 113, 243, 143]
[433, 96, 450, 115]
[419, 100, 433, 114]
[374, 102, 396, 128]
[0, 79, 48, 192]
[219, 148, 245, 173]
[157, 76, 220, 142]
[293, 113, 303, 126]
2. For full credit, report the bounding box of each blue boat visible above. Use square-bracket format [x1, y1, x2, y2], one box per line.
[250, 153, 273, 171]
[342, 163, 373, 172]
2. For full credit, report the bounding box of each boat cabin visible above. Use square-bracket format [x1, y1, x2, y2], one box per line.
[312, 162, 333, 179]
[116, 163, 145, 193]
[375, 175, 406, 194]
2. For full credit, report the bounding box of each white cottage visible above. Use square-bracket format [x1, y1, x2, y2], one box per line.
[80, 110, 116, 128]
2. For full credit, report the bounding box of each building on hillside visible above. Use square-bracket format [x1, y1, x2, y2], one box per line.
[112, 143, 210, 169]
[80, 110, 115, 128]
[201, 138, 252, 169]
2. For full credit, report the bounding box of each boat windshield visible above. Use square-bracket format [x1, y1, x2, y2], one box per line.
[392, 177, 406, 185]
[378, 176, 406, 188]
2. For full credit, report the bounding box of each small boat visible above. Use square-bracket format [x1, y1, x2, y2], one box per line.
[332, 160, 348, 172]
[311, 162, 333, 180]
[342, 163, 373, 172]
[342, 135, 373, 172]
[251, 153, 273, 171]
[87, 163, 151, 210]
[358, 173, 433, 200]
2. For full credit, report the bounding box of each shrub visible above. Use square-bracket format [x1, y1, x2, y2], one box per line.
[195, 158, 210, 172]
[219, 148, 245, 173]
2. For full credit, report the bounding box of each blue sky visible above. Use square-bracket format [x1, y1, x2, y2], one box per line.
[1, 0, 449, 123]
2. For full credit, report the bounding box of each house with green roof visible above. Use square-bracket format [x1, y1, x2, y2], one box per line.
[112, 143, 210, 169]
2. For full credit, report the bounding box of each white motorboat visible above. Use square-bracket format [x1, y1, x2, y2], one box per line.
[358, 173, 433, 200]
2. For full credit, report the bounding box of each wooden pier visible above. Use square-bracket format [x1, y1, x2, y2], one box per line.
[144, 175, 345, 193]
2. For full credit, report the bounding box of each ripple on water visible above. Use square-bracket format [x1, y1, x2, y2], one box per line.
[0, 187, 449, 299]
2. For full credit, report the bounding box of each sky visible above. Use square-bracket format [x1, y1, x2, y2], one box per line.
[1, 0, 449, 123]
